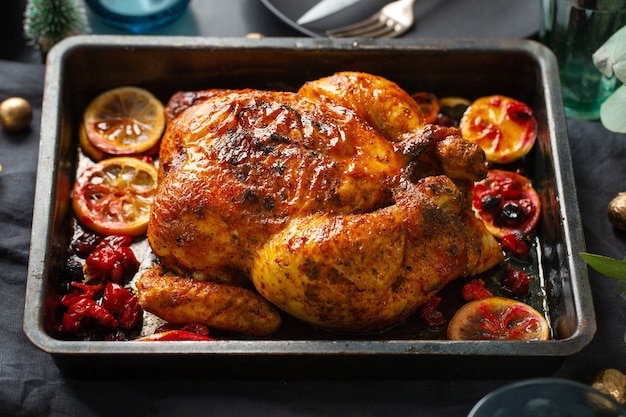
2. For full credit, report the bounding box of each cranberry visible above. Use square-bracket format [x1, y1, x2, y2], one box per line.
[60, 298, 118, 332]
[61, 288, 93, 308]
[108, 260, 125, 283]
[103, 283, 142, 327]
[102, 282, 130, 313]
[64, 256, 85, 282]
[500, 268, 530, 297]
[117, 296, 142, 330]
[97, 234, 133, 251]
[501, 231, 531, 256]
[86, 245, 118, 271]
[497, 201, 527, 228]
[117, 246, 140, 273]
[102, 282, 143, 330]
[418, 296, 446, 328]
[518, 198, 536, 217]
[59, 280, 142, 336]
[420, 308, 446, 328]
[71, 233, 102, 258]
[83, 236, 139, 284]
[180, 323, 211, 337]
[480, 193, 502, 212]
[462, 278, 493, 301]
[60, 282, 104, 307]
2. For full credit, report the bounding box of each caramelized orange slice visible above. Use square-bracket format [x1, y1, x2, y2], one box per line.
[83, 86, 165, 156]
[460, 95, 537, 164]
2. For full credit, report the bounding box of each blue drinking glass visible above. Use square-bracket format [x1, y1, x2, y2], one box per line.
[85, 0, 191, 33]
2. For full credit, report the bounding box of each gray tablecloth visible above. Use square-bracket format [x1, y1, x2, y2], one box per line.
[1, 1, 625, 416]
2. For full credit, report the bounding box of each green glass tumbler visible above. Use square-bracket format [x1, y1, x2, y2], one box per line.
[540, 0, 626, 120]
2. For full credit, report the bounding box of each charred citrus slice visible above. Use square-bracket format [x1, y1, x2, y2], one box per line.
[447, 297, 550, 341]
[83, 86, 165, 156]
[79, 123, 107, 162]
[72, 157, 159, 237]
[79, 122, 161, 162]
[472, 169, 541, 239]
[411, 92, 440, 124]
[460, 95, 537, 164]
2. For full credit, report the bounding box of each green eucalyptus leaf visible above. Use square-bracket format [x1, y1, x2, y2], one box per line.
[580, 252, 626, 280]
[614, 59, 626, 83]
[600, 85, 626, 133]
[593, 24, 626, 78]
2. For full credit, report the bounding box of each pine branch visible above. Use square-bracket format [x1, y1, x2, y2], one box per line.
[23, 0, 90, 56]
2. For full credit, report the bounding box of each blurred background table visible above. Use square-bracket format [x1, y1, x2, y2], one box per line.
[2, 0, 542, 62]
[1, 1, 625, 416]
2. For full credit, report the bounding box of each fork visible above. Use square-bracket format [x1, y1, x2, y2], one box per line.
[326, 0, 417, 39]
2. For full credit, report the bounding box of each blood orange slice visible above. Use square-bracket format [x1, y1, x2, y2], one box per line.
[72, 157, 159, 237]
[411, 92, 440, 124]
[447, 297, 550, 341]
[472, 169, 541, 239]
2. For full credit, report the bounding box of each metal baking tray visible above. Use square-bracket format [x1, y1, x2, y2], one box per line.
[24, 35, 595, 379]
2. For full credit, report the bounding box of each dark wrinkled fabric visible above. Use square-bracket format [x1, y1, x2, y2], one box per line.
[0, 58, 625, 417]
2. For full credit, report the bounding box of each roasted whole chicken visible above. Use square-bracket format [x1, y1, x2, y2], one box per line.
[136, 72, 503, 336]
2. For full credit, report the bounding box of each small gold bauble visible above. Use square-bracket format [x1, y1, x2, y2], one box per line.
[608, 192, 626, 231]
[591, 368, 626, 405]
[0, 97, 33, 133]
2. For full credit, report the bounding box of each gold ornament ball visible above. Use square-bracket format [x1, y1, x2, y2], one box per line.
[608, 192, 626, 231]
[0, 97, 33, 132]
[591, 368, 626, 405]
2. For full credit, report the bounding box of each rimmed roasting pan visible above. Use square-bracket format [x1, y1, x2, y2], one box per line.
[23, 35, 595, 379]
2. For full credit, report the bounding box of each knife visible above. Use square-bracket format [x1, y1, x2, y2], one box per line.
[297, 0, 363, 25]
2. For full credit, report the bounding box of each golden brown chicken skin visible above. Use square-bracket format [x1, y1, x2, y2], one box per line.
[136, 267, 281, 337]
[298, 71, 427, 146]
[251, 175, 497, 332]
[151, 88, 415, 279]
[138, 72, 503, 335]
